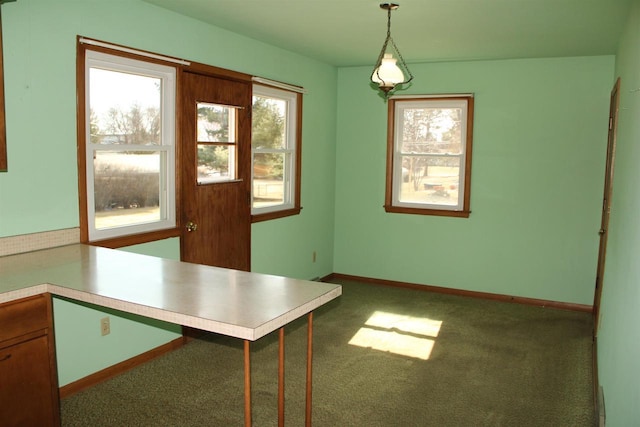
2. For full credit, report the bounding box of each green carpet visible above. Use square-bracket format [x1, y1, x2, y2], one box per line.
[61, 279, 594, 426]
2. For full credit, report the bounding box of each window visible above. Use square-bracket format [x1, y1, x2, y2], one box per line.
[385, 95, 474, 217]
[251, 84, 302, 221]
[80, 49, 176, 242]
[196, 102, 239, 184]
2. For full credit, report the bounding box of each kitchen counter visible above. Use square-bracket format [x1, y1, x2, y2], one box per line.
[0, 244, 342, 426]
[0, 244, 342, 340]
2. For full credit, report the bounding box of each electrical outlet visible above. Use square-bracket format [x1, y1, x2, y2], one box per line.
[312, 251, 317, 263]
[100, 317, 110, 336]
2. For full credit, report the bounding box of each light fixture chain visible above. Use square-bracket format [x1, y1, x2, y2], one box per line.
[370, 5, 393, 83]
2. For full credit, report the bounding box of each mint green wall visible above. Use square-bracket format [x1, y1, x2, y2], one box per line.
[250, 69, 338, 280]
[0, 0, 337, 386]
[55, 237, 182, 386]
[597, 1, 640, 425]
[0, 0, 337, 240]
[53, 297, 182, 386]
[118, 237, 181, 260]
[335, 56, 613, 305]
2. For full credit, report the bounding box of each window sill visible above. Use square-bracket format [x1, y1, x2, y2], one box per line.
[383, 205, 470, 218]
[252, 207, 302, 223]
[86, 227, 181, 249]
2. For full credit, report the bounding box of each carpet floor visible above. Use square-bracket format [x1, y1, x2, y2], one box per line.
[61, 279, 595, 426]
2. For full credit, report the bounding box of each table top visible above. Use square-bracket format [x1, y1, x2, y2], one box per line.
[0, 244, 342, 341]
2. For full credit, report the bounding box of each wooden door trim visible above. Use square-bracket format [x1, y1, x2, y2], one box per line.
[184, 62, 252, 83]
[593, 77, 620, 334]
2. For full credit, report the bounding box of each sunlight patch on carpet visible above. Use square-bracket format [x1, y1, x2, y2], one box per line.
[348, 311, 442, 360]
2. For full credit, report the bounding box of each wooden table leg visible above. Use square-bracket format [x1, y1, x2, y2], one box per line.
[278, 327, 285, 427]
[305, 312, 313, 427]
[244, 340, 251, 427]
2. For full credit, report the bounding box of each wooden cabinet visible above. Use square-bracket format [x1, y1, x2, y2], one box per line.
[0, 294, 60, 426]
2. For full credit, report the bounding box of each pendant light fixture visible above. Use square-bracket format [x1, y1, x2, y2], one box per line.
[371, 3, 413, 97]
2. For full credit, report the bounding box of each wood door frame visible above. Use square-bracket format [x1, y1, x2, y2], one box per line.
[593, 77, 620, 334]
[0, 7, 8, 172]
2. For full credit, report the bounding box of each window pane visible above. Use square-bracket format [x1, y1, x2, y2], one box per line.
[197, 103, 234, 143]
[401, 107, 463, 155]
[398, 155, 461, 207]
[385, 96, 473, 217]
[93, 151, 162, 230]
[253, 152, 285, 208]
[84, 49, 177, 241]
[197, 145, 235, 184]
[252, 95, 286, 149]
[251, 84, 301, 219]
[89, 68, 162, 146]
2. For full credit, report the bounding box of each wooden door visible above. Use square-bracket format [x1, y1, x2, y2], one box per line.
[179, 71, 252, 271]
[593, 78, 620, 334]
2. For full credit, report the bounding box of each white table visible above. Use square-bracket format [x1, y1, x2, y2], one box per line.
[0, 244, 342, 426]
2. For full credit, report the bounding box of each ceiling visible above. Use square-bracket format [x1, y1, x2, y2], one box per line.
[142, 0, 634, 67]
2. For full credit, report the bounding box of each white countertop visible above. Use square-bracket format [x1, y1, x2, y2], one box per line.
[0, 244, 342, 341]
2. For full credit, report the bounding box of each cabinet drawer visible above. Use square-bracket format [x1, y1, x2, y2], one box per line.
[0, 295, 49, 343]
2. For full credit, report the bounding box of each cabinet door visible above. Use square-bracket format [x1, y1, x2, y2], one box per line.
[0, 334, 57, 427]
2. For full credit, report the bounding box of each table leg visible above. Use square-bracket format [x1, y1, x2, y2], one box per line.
[244, 340, 251, 427]
[305, 312, 313, 427]
[246, 317, 312, 427]
[278, 327, 285, 427]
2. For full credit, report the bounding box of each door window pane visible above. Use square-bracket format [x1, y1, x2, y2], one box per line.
[197, 145, 235, 184]
[197, 103, 234, 143]
[196, 102, 237, 184]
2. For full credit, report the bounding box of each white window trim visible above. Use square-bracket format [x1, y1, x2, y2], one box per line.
[251, 84, 298, 216]
[85, 50, 176, 241]
[392, 98, 469, 211]
[196, 103, 240, 185]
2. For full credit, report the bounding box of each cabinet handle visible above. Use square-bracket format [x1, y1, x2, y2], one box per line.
[0, 353, 11, 362]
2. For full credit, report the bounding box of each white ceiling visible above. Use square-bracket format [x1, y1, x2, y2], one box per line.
[142, 0, 634, 67]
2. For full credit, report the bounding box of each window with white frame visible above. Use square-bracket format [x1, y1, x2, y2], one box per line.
[196, 102, 239, 184]
[83, 50, 176, 241]
[385, 95, 474, 217]
[251, 84, 302, 221]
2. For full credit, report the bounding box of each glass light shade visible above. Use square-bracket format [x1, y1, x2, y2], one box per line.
[372, 53, 405, 87]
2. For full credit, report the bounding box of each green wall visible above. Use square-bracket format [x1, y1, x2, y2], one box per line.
[54, 237, 182, 386]
[334, 56, 613, 305]
[250, 76, 337, 280]
[597, 1, 640, 425]
[0, 0, 337, 385]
